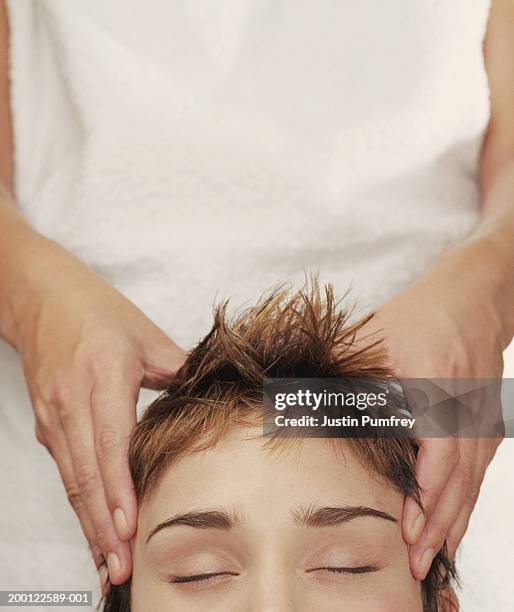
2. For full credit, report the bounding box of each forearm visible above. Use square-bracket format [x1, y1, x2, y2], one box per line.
[427, 151, 514, 351]
[477, 134, 514, 249]
[469, 144, 514, 345]
[0, 0, 33, 345]
[442, 0, 514, 349]
[0, 186, 46, 346]
[0, 0, 12, 194]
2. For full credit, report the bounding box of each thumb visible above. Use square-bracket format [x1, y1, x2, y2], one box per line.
[140, 334, 187, 389]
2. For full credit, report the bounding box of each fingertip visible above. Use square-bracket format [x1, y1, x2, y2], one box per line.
[116, 494, 138, 540]
[98, 564, 109, 596]
[412, 567, 428, 581]
[403, 500, 425, 544]
[410, 558, 428, 582]
[143, 342, 186, 380]
[410, 512, 426, 544]
[113, 507, 131, 540]
[105, 478, 138, 540]
[107, 544, 133, 585]
[106, 552, 121, 583]
[412, 547, 435, 582]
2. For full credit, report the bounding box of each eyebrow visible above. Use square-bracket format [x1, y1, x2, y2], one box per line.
[146, 504, 397, 544]
[146, 509, 238, 544]
[291, 505, 397, 527]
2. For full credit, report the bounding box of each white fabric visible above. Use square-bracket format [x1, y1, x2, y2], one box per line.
[2, 1, 512, 610]
[6, 0, 491, 343]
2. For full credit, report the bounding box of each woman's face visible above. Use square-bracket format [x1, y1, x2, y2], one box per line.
[131, 429, 422, 611]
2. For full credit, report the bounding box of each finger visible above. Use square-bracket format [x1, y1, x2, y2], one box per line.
[98, 563, 109, 596]
[53, 429, 104, 565]
[410, 438, 477, 580]
[141, 339, 186, 389]
[91, 370, 139, 542]
[403, 438, 458, 545]
[445, 438, 500, 559]
[35, 411, 103, 568]
[58, 380, 132, 584]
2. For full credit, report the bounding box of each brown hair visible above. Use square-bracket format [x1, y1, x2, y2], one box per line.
[103, 282, 457, 611]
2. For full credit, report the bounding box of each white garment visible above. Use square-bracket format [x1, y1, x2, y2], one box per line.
[3, 1, 510, 610]
[6, 0, 491, 345]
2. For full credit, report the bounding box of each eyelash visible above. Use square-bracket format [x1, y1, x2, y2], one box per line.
[308, 565, 381, 575]
[170, 565, 380, 584]
[169, 572, 238, 584]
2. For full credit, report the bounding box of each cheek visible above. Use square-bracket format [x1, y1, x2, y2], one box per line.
[371, 581, 423, 612]
[382, 541, 423, 609]
[129, 572, 423, 612]
[300, 576, 422, 612]
[304, 547, 422, 611]
[130, 557, 161, 612]
[130, 575, 166, 612]
[371, 564, 423, 612]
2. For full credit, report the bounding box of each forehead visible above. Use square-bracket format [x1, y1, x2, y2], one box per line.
[139, 427, 403, 528]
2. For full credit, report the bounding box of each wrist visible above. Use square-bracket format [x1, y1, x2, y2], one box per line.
[430, 235, 514, 348]
[0, 231, 53, 348]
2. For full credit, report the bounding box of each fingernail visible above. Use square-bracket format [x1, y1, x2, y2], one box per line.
[113, 507, 129, 540]
[98, 564, 109, 594]
[408, 509, 426, 543]
[107, 552, 121, 579]
[417, 548, 435, 578]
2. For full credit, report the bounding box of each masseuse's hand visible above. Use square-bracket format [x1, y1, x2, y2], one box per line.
[362, 237, 510, 580]
[7, 235, 186, 586]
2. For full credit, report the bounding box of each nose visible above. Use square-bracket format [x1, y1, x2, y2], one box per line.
[246, 566, 298, 612]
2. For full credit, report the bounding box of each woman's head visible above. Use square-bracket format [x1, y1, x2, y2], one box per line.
[104, 284, 457, 611]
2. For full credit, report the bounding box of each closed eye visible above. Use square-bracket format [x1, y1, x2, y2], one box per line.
[307, 565, 381, 575]
[169, 572, 239, 584]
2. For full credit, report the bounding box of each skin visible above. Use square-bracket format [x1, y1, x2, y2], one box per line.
[0, 0, 512, 586]
[131, 428, 423, 612]
[360, 240, 509, 579]
[359, 0, 514, 578]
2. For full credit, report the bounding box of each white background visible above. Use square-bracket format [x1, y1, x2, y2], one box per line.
[459, 341, 514, 611]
